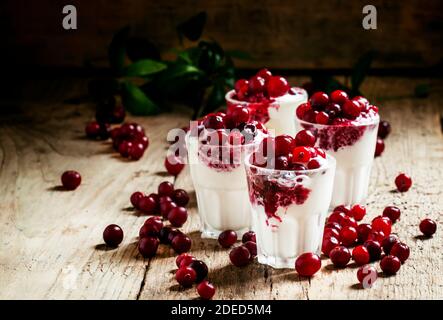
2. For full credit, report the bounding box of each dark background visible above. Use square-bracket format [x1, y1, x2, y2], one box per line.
[1, 0, 442, 73]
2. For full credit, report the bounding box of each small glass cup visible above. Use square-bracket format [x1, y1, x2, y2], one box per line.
[225, 88, 308, 136]
[186, 132, 263, 239]
[244, 154, 336, 269]
[294, 116, 379, 208]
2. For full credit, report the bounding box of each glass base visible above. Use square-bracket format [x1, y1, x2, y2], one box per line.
[258, 254, 295, 269]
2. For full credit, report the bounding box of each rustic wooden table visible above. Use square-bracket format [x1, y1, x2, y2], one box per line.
[0, 77, 442, 299]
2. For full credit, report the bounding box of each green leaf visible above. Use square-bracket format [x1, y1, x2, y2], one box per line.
[414, 84, 430, 98]
[124, 59, 167, 77]
[121, 81, 158, 115]
[157, 63, 202, 85]
[351, 51, 375, 93]
[226, 50, 253, 60]
[108, 26, 130, 73]
[177, 11, 207, 42]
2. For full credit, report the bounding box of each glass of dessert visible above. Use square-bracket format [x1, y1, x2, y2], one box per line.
[187, 110, 267, 239]
[294, 90, 380, 207]
[225, 69, 308, 136]
[245, 132, 336, 268]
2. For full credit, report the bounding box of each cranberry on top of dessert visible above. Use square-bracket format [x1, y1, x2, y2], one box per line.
[251, 130, 326, 170]
[296, 90, 379, 125]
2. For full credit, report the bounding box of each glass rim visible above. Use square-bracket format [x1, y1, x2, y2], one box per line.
[295, 113, 380, 128]
[225, 89, 306, 106]
[244, 152, 336, 175]
[186, 132, 264, 151]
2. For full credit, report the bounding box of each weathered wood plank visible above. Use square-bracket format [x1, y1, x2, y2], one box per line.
[0, 77, 442, 299]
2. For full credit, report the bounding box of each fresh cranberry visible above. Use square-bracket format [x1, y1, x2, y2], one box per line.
[243, 241, 257, 259]
[323, 227, 340, 240]
[316, 147, 326, 158]
[85, 121, 101, 139]
[242, 231, 256, 243]
[330, 246, 351, 267]
[202, 114, 225, 130]
[372, 216, 392, 236]
[138, 195, 158, 214]
[140, 216, 163, 237]
[159, 226, 173, 244]
[130, 191, 144, 209]
[160, 201, 177, 219]
[275, 135, 295, 156]
[325, 103, 341, 117]
[138, 136, 149, 150]
[390, 242, 410, 263]
[164, 155, 185, 176]
[333, 205, 351, 216]
[176, 253, 195, 268]
[381, 234, 400, 254]
[292, 146, 311, 163]
[218, 230, 237, 248]
[296, 103, 311, 120]
[197, 280, 216, 300]
[307, 159, 321, 169]
[167, 228, 183, 244]
[179, 255, 197, 268]
[395, 173, 412, 192]
[328, 211, 346, 225]
[383, 206, 401, 223]
[234, 79, 249, 96]
[310, 92, 329, 108]
[168, 207, 188, 228]
[378, 120, 391, 139]
[357, 265, 378, 288]
[357, 223, 372, 243]
[231, 106, 250, 125]
[172, 189, 189, 207]
[367, 230, 386, 243]
[171, 233, 192, 254]
[340, 226, 358, 247]
[352, 245, 370, 265]
[340, 215, 358, 229]
[330, 90, 348, 105]
[322, 236, 340, 257]
[189, 260, 209, 283]
[274, 155, 288, 169]
[380, 255, 401, 275]
[350, 204, 366, 221]
[129, 143, 145, 160]
[257, 68, 272, 80]
[364, 240, 382, 261]
[295, 253, 321, 276]
[374, 138, 385, 157]
[118, 141, 133, 158]
[419, 218, 437, 236]
[295, 130, 316, 147]
[315, 111, 330, 124]
[325, 222, 342, 232]
[138, 236, 159, 258]
[175, 266, 197, 287]
[248, 75, 266, 94]
[267, 76, 289, 97]
[229, 246, 251, 267]
[158, 181, 174, 197]
[343, 100, 361, 118]
[61, 170, 81, 190]
[103, 224, 124, 247]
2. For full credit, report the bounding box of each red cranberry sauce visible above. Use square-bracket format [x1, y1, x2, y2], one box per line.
[227, 69, 303, 124]
[296, 91, 379, 151]
[246, 132, 328, 220]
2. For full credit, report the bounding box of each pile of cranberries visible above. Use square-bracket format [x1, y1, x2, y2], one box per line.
[296, 91, 378, 125]
[216, 230, 257, 267]
[250, 130, 325, 170]
[233, 69, 291, 102]
[85, 121, 149, 161]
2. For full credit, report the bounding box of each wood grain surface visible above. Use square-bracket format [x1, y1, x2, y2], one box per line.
[0, 77, 442, 299]
[2, 0, 442, 69]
